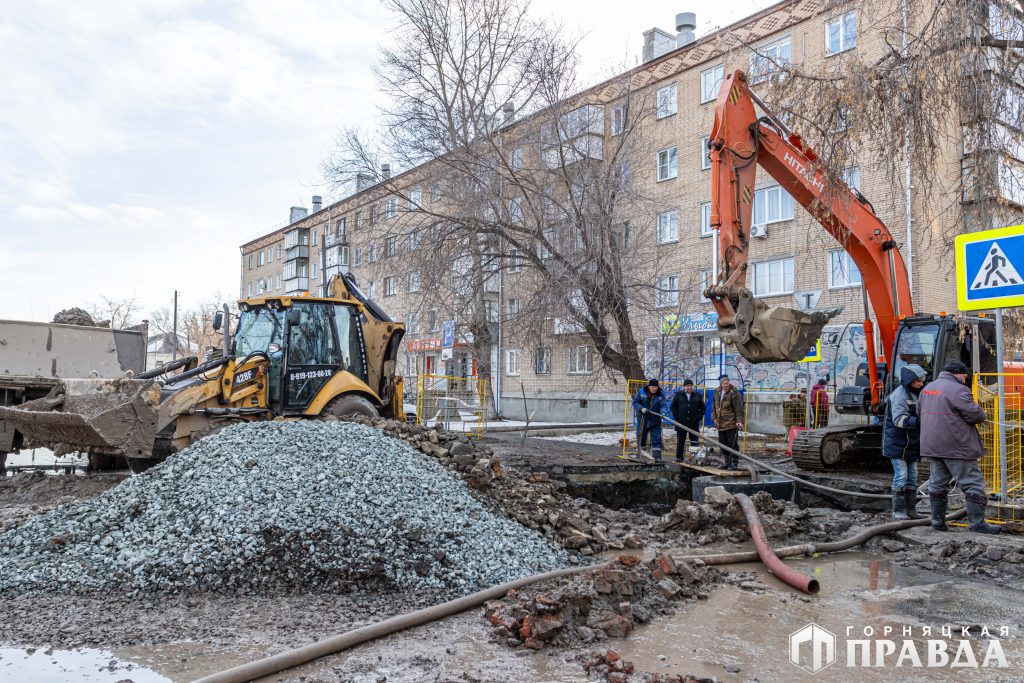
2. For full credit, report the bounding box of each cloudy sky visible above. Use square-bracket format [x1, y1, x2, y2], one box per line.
[0, 0, 773, 324]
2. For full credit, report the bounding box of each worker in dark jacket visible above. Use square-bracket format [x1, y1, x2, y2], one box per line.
[919, 360, 1000, 534]
[883, 364, 926, 520]
[632, 379, 666, 461]
[670, 379, 705, 463]
[712, 375, 744, 470]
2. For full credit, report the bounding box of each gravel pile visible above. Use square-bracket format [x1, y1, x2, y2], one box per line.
[0, 421, 568, 595]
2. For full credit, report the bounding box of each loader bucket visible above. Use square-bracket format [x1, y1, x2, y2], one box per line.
[0, 378, 162, 457]
[718, 288, 842, 363]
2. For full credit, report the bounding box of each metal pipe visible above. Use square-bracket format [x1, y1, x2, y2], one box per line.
[734, 493, 819, 594]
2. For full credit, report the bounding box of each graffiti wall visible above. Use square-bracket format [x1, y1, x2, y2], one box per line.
[643, 323, 868, 389]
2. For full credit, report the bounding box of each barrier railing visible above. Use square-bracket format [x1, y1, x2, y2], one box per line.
[415, 374, 488, 436]
[973, 372, 1024, 521]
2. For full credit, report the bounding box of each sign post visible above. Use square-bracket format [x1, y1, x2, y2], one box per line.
[797, 340, 821, 428]
[955, 224, 1024, 501]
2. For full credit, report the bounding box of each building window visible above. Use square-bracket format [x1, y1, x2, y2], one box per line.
[750, 36, 792, 83]
[484, 270, 500, 293]
[276, 245, 282, 259]
[611, 103, 627, 135]
[700, 135, 711, 170]
[248, 255, 254, 270]
[538, 228, 554, 259]
[428, 310, 439, 332]
[508, 196, 523, 223]
[367, 281, 376, 299]
[312, 230, 318, 246]
[505, 349, 521, 376]
[484, 300, 498, 322]
[700, 202, 713, 237]
[657, 146, 678, 181]
[430, 182, 442, 203]
[507, 298, 520, 317]
[258, 251, 265, 267]
[385, 236, 397, 257]
[409, 188, 422, 209]
[535, 347, 551, 374]
[510, 147, 523, 170]
[384, 197, 397, 219]
[829, 250, 862, 289]
[408, 231, 420, 251]
[657, 210, 679, 244]
[656, 83, 677, 119]
[258, 278, 266, 294]
[267, 248, 273, 264]
[508, 249, 522, 273]
[752, 185, 795, 227]
[247, 282, 253, 296]
[700, 64, 724, 103]
[408, 270, 421, 292]
[383, 275, 396, 297]
[826, 12, 857, 54]
[656, 275, 680, 308]
[700, 270, 712, 303]
[353, 247, 362, 267]
[406, 312, 419, 334]
[568, 346, 593, 374]
[340, 246, 349, 266]
[355, 211, 363, 230]
[276, 273, 282, 290]
[335, 217, 347, 238]
[368, 242, 378, 263]
[311, 262, 317, 279]
[369, 205, 377, 226]
[842, 166, 861, 191]
[752, 257, 795, 297]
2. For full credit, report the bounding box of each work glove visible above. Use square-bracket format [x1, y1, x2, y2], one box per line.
[640, 408, 648, 414]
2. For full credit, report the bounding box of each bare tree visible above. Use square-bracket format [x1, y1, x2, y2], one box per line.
[326, 0, 677, 390]
[88, 295, 140, 330]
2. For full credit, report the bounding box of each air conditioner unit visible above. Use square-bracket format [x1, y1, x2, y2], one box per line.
[751, 223, 768, 238]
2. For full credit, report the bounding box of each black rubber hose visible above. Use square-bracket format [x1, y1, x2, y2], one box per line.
[191, 510, 963, 683]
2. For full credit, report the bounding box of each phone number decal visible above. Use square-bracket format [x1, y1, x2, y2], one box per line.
[289, 369, 333, 381]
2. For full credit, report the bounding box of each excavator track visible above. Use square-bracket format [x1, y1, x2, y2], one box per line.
[791, 425, 885, 471]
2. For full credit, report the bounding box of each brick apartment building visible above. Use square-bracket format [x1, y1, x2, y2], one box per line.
[240, 0, 1021, 422]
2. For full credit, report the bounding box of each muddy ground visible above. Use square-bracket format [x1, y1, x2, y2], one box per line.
[3, 433, 1024, 682]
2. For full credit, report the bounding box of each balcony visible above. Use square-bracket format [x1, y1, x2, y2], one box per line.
[284, 277, 310, 294]
[284, 227, 310, 249]
[285, 244, 310, 261]
[325, 230, 349, 247]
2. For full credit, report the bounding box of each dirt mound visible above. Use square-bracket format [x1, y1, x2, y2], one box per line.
[51, 308, 96, 326]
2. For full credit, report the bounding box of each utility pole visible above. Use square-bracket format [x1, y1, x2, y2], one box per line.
[171, 290, 179, 361]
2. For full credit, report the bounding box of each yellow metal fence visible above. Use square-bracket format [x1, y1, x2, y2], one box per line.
[973, 373, 1024, 521]
[415, 374, 488, 436]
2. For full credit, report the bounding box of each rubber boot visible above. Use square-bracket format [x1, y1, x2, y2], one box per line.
[930, 495, 949, 531]
[966, 498, 1001, 534]
[652, 448, 663, 463]
[892, 490, 909, 521]
[903, 488, 922, 519]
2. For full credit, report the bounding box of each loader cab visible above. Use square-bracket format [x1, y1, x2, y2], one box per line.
[886, 315, 997, 394]
[233, 300, 369, 411]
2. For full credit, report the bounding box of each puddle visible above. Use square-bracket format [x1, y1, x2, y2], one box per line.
[0, 642, 266, 683]
[614, 552, 1024, 681]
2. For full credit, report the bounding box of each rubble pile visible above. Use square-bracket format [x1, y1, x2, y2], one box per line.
[51, 308, 96, 327]
[482, 554, 720, 651]
[580, 651, 713, 683]
[347, 416, 642, 555]
[885, 536, 1024, 577]
[0, 421, 568, 595]
[653, 488, 808, 547]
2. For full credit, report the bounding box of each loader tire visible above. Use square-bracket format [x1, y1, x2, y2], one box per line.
[322, 394, 379, 420]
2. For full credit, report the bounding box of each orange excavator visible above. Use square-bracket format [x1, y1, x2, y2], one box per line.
[706, 70, 1001, 470]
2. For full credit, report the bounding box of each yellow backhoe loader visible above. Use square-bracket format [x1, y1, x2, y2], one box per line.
[0, 274, 405, 470]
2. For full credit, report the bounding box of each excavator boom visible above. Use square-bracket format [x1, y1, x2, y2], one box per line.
[707, 70, 914, 368]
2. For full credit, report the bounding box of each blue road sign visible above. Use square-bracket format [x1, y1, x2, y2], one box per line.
[441, 320, 456, 348]
[797, 339, 821, 363]
[956, 225, 1024, 311]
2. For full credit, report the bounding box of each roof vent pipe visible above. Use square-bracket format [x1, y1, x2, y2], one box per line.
[311, 195, 322, 212]
[502, 101, 515, 123]
[381, 164, 392, 179]
[676, 12, 696, 48]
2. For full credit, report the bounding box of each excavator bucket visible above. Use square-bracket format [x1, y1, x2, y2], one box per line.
[0, 378, 162, 458]
[719, 289, 842, 363]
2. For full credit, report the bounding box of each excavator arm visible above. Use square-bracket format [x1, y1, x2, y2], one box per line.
[707, 70, 913, 396]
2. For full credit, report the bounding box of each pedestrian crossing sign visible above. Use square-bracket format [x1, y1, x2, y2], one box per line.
[956, 224, 1024, 311]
